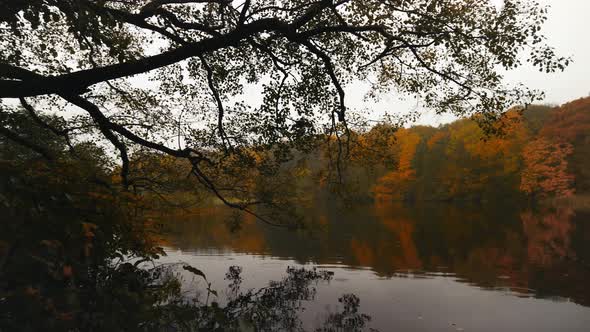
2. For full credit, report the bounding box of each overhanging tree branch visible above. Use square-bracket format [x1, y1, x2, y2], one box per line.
[0, 18, 289, 98]
[199, 54, 232, 151]
[0, 125, 54, 160]
[19, 98, 76, 153]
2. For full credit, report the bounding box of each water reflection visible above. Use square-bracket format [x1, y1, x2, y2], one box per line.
[521, 205, 576, 267]
[161, 201, 590, 330]
[185, 265, 372, 332]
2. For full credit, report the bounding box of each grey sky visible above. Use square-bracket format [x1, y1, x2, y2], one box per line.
[353, 0, 590, 126]
[503, 0, 590, 105]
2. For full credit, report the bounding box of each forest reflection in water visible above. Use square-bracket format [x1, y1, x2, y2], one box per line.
[159, 200, 590, 331]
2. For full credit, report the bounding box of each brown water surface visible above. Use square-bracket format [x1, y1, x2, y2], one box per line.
[160, 201, 590, 331]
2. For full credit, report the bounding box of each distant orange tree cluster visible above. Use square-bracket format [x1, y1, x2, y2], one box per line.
[308, 97, 590, 202]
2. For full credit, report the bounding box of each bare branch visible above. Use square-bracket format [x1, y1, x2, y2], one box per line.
[238, 0, 251, 26]
[0, 18, 290, 98]
[19, 98, 77, 153]
[296, 39, 346, 122]
[199, 54, 232, 151]
[190, 164, 287, 228]
[0, 125, 54, 160]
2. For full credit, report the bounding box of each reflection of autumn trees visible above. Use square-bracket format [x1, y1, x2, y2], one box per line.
[521, 206, 576, 267]
[161, 207, 268, 254]
[163, 198, 590, 306]
[348, 201, 423, 271]
[350, 239, 375, 267]
[372, 201, 423, 270]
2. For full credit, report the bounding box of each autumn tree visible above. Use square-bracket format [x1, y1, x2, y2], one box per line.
[540, 97, 590, 192]
[0, 0, 568, 218]
[436, 111, 529, 198]
[520, 138, 575, 198]
[372, 128, 421, 200]
[518, 98, 590, 199]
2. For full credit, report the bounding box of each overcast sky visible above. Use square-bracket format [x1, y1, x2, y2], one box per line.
[503, 0, 590, 104]
[353, 0, 590, 126]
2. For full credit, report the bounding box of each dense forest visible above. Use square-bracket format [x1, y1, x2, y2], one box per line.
[109, 97, 590, 215]
[355, 96, 590, 202]
[227, 96, 590, 205]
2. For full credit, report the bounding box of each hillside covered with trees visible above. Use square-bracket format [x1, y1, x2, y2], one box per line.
[97, 96, 590, 209]
[284, 97, 590, 203]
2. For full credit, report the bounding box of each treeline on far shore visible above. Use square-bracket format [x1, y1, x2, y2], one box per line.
[120, 96, 590, 207]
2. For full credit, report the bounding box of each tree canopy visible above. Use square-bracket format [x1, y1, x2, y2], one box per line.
[0, 0, 569, 214]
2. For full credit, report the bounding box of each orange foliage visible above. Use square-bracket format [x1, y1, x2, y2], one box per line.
[372, 129, 421, 200]
[427, 131, 447, 149]
[520, 138, 575, 197]
[452, 111, 528, 173]
[541, 97, 590, 141]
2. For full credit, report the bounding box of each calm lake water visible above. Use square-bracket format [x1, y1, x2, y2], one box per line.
[158, 201, 590, 331]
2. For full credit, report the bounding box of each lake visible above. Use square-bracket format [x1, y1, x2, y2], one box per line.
[157, 201, 590, 331]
